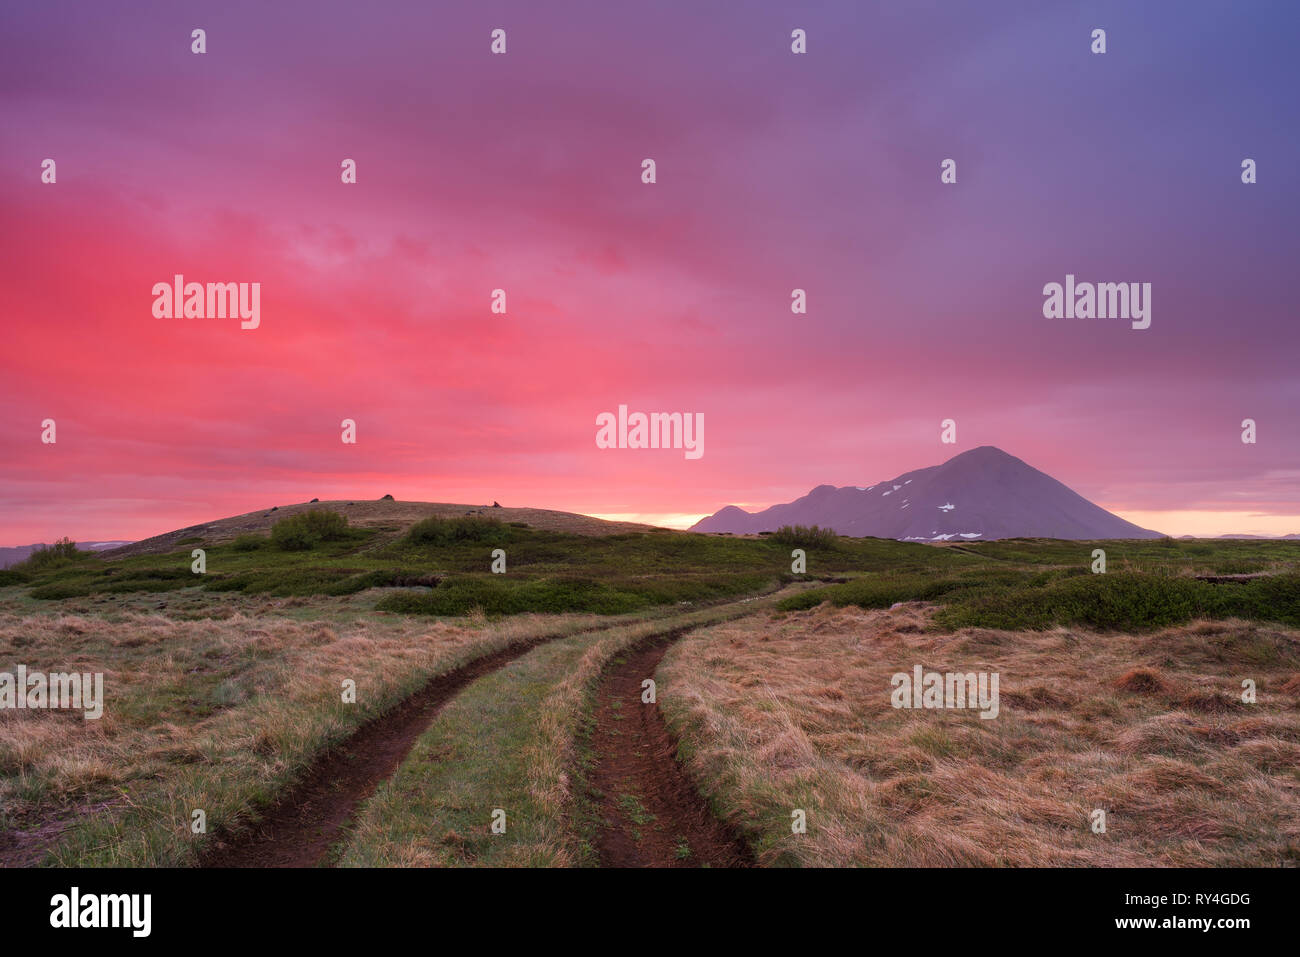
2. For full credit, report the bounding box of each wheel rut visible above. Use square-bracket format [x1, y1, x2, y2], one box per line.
[200, 624, 610, 868]
[201, 596, 766, 868]
[589, 627, 754, 868]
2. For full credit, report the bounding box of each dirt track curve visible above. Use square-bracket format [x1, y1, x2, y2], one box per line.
[590, 629, 754, 868]
[201, 626, 605, 868]
[202, 597, 768, 868]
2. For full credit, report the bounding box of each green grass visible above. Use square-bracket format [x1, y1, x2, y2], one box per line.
[334, 598, 772, 866]
[336, 635, 592, 867]
[374, 572, 774, 616]
[9, 524, 1298, 629]
[779, 555, 1300, 631]
[937, 570, 1300, 631]
[8, 524, 976, 613]
[617, 792, 657, 827]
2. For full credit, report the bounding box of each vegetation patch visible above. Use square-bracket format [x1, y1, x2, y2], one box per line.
[781, 564, 1300, 632]
[270, 510, 355, 551]
[770, 525, 838, 548]
[375, 573, 773, 617]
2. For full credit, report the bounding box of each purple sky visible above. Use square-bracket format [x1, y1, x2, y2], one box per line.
[2, 0, 1298, 542]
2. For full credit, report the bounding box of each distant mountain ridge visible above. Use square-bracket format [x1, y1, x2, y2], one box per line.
[1217, 533, 1300, 540]
[690, 446, 1164, 541]
[0, 541, 132, 569]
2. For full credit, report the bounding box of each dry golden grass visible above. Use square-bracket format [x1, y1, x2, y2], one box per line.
[0, 599, 611, 865]
[658, 603, 1300, 867]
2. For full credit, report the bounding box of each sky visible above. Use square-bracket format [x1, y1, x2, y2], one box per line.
[2, 0, 1298, 543]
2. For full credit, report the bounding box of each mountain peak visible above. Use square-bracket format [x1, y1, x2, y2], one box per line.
[691, 448, 1162, 541]
[948, 445, 1018, 463]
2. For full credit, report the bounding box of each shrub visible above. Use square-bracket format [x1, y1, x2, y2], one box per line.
[231, 534, 267, 551]
[329, 570, 441, 594]
[771, 525, 838, 548]
[778, 572, 964, 611]
[17, 537, 83, 571]
[270, 510, 350, 551]
[406, 516, 510, 546]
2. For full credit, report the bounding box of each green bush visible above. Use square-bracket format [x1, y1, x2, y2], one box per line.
[17, 537, 83, 571]
[270, 510, 351, 551]
[779, 572, 965, 611]
[231, 534, 267, 551]
[328, 569, 441, 594]
[406, 516, 510, 546]
[770, 525, 838, 548]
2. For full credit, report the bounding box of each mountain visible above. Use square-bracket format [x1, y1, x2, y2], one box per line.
[1213, 533, 1299, 540]
[690, 446, 1164, 541]
[0, 541, 132, 569]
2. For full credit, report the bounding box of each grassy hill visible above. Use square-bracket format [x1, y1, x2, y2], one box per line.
[100, 498, 661, 560]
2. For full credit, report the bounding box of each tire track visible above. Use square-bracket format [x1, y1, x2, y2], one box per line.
[200, 622, 620, 868]
[200, 595, 770, 868]
[589, 628, 755, 868]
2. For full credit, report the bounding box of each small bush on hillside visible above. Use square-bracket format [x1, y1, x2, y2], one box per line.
[231, 534, 267, 551]
[270, 510, 350, 551]
[771, 525, 838, 548]
[17, 537, 83, 571]
[406, 516, 510, 546]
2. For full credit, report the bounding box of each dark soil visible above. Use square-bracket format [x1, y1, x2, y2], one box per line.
[589, 631, 754, 868]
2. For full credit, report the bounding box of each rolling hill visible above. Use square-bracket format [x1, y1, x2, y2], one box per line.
[100, 498, 662, 559]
